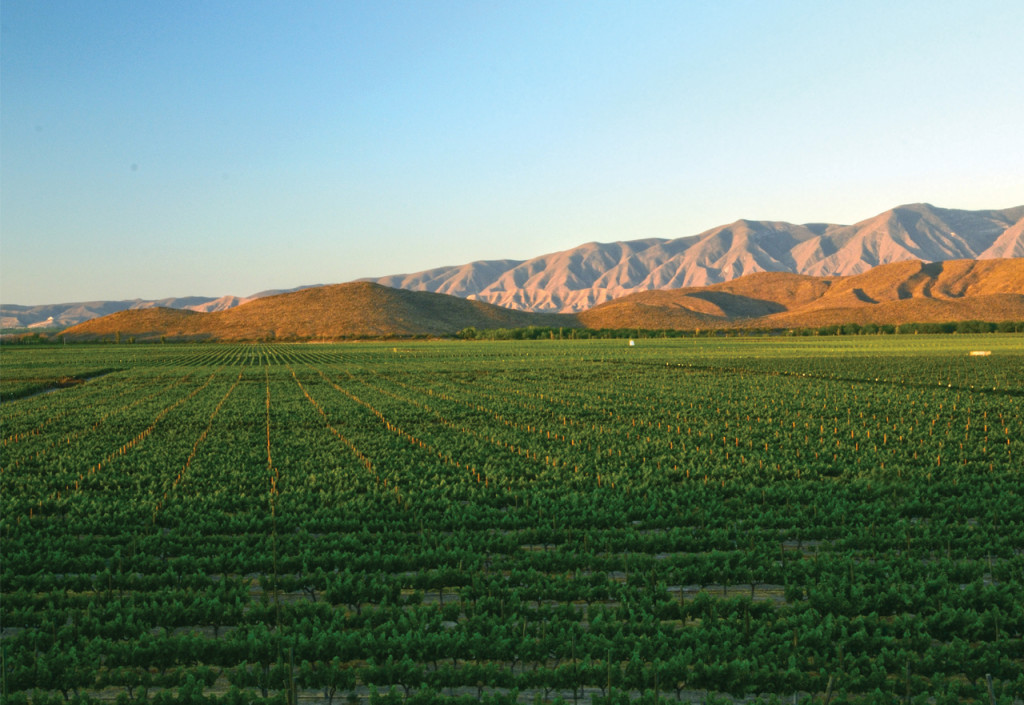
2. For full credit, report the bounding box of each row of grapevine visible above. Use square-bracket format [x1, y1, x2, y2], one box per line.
[1, 337, 1022, 703]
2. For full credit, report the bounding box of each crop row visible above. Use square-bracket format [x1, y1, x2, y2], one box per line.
[2, 339, 1023, 703]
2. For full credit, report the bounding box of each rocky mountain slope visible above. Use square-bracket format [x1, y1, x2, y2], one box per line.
[577, 258, 1024, 330]
[372, 203, 1024, 312]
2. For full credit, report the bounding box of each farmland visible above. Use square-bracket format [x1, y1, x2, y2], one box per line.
[2, 337, 1023, 704]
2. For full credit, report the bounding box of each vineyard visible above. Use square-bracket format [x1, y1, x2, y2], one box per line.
[2, 337, 1023, 704]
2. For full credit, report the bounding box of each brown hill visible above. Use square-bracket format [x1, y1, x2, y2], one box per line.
[61, 282, 575, 341]
[578, 258, 1024, 330]
[61, 259, 1024, 340]
[62, 307, 202, 339]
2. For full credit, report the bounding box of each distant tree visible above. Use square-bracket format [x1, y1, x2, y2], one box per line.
[956, 320, 995, 334]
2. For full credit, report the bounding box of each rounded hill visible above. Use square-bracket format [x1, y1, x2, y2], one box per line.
[61, 282, 576, 341]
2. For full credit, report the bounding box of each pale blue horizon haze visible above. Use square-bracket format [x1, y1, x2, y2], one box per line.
[2, 0, 1023, 304]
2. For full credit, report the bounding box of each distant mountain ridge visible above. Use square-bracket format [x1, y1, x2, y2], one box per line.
[59, 258, 1024, 341]
[370, 203, 1024, 312]
[1, 287, 322, 330]
[3, 203, 1022, 328]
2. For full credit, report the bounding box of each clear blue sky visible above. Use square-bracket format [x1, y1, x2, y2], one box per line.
[3, 0, 1022, 304]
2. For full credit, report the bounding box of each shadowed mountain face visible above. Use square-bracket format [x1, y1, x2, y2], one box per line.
[4, 203, 1022, 329]
[59, 258, 1024, 341]
[368, 203, 1024, 312]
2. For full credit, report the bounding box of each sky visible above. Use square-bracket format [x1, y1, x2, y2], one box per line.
[2, 0, 1023, 304]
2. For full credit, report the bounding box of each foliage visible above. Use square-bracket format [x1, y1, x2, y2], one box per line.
[2, 338, 1023, 702]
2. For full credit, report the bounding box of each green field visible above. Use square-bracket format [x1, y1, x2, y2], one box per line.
[2, 337, 1023, 704]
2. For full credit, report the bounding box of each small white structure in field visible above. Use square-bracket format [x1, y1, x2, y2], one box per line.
[629, 339, 635, 347]
[968, 350, 992, 356]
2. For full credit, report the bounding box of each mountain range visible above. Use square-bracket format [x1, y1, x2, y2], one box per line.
[370, 203, 1024, 312]
[3, 202, 1022, 329]
[59, 258, 1024, 341]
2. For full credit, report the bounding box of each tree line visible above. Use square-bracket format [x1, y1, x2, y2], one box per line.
[456, 320, 1024, 340]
